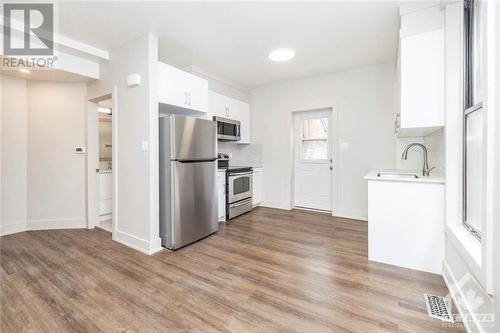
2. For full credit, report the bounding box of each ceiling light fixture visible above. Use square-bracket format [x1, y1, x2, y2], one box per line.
[268, 48, 295, 62]
[98, 107, 112, 115]
[19, 68, 30, 74]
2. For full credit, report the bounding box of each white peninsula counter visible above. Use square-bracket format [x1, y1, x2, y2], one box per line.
[365, 170, 445, 274]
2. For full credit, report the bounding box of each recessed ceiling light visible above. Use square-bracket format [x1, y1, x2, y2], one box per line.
[19, 68, 30, 74]
[268, 48, 295, 62]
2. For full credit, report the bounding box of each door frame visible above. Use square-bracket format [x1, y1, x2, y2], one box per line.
[86, 87, 118, 238]
[291, 106, 338, 214]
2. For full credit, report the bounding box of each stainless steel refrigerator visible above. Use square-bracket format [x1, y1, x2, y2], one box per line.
[159, 115, 218, 250]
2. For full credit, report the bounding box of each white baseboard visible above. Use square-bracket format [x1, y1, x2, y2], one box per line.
[333, 208, 368, 221]
[114, 230, 163, 255]
[27, 218, 86, 231]
[1, 218, 87, 237]
[260, 200, 291, 210]
[1, 221, 27, 236]
[442, 260, 479, 333]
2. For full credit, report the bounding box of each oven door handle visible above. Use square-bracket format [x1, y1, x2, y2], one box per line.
[229, 171, 252, 177]
[230, 198, 252, 208]
[234, 124, 240, 138]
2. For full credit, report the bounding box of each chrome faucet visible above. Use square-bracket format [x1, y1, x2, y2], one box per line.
[401, 143, 435, 176]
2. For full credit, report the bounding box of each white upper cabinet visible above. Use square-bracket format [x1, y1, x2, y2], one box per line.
[158, 62, 208, 113]
[208, 91, 251, 144]
[400, 29, 444, 130]
[396, 5, 444, 137]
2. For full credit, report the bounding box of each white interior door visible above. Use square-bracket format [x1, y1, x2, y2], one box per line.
[294, 109, 332, 211]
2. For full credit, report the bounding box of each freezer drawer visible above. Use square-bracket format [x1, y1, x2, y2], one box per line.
[227, 198, 253, 219]
[169, 160, 218, 249]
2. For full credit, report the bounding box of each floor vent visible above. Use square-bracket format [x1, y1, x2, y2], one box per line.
[424, 294, 454, 322]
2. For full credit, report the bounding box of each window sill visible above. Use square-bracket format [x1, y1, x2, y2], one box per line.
[446, 224, 481, 273]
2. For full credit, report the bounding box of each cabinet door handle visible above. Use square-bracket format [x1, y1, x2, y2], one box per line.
[188, 93, 191, 105]
[184, 92, 188, 105]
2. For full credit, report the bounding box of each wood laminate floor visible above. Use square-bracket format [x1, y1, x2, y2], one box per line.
[1, 208, 464, 333]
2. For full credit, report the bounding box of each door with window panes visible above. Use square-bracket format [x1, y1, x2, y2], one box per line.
[463, 0, 484, 241]
[294, 109, 332, 211]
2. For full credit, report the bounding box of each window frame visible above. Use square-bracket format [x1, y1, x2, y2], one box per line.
[462, 0, 482, 241]
[299, 117, 329, 161]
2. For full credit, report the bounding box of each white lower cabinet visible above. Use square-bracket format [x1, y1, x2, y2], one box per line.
[218, 171, 226, 221]
[252, 168, 262, 206]
[367, 178, 444, 274]
[99, 172, 113, 216]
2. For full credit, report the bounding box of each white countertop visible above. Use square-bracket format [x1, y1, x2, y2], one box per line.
[364, 169, 445, 184]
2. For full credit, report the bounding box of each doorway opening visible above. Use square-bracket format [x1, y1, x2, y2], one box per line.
[96, 99, 113, 231]
[86, 92, 116, 235]
[293, 108, 335, 212]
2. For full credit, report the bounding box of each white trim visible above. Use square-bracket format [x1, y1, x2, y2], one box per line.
[27, 218, 86, 231]
[114, 230, 163, 255]
[333, 208, 368, 221]
[442, 261, 479, 333]
[111, 86, 118, 241]
[0, 221, 27, 236]
[293, 206, 331, 214]
[446, 224, 482, 273]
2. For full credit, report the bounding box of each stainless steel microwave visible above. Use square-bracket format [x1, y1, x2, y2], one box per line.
[213, 116, 240, 141]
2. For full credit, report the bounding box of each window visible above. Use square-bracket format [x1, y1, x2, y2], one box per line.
[463, 0, 483, 241]
[300, 118, 328, 160]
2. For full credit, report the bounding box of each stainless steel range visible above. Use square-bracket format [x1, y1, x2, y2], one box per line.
[226, 166, 253, 219]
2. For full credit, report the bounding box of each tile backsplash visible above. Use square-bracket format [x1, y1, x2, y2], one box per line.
[423, 130, 445, 176]
[218, 142, 262, 167]
[395, 129, 444, 176]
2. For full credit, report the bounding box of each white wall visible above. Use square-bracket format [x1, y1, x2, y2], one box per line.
[88, 34, 161, 254]
[251, 63, 397, 219]
[27, 81, 87, 230]
[1, 76, 88, 235]
[1, 75, 27, 235]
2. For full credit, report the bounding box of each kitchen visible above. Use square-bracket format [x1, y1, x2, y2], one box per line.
[1, 1, 500, 332]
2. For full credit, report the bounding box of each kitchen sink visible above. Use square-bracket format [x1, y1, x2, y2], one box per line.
[377, 172, 419, 179]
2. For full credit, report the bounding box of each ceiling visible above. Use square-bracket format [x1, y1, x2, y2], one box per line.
[59, 1, 411, 89]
